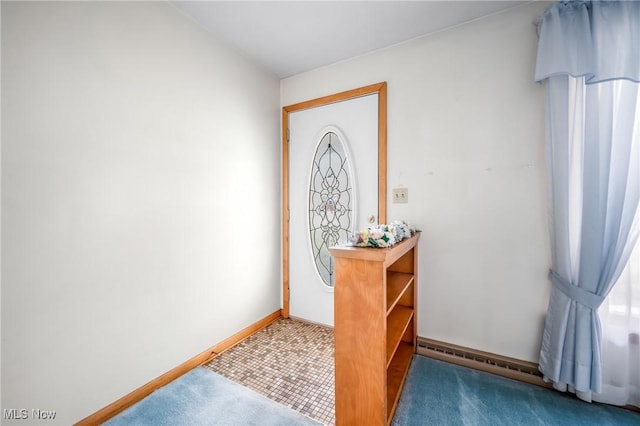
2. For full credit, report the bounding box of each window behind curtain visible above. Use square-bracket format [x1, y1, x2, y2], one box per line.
[598, 205, 640, 406]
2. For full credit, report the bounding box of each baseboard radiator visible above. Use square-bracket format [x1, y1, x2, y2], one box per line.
[416, 337, 551, 389]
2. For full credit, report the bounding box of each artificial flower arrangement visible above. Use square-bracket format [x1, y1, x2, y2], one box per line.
[351, 220, 417, 248]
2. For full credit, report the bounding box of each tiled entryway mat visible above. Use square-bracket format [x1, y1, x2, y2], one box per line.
[204, 318, 335, 425]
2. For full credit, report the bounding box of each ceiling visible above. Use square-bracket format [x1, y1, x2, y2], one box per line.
[171, 1, 530, 79]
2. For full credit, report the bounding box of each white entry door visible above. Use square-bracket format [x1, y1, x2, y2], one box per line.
[289, 94, 379, 326]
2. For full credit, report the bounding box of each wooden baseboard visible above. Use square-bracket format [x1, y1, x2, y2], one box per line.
[623, 404, 640, 413]
[417, 337, 552, 389]
[75, 310, 281, 426]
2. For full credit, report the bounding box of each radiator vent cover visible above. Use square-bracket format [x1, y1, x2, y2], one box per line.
[417, 337, 546, 386]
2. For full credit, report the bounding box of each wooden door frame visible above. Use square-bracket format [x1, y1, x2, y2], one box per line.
[282, 82, 387, 318]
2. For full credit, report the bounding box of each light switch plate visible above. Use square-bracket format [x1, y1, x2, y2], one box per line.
[392, 188, 408, 203]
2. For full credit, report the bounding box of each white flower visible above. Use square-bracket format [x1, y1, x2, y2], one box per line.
[351, 220, 417, 248]
[370, 228, 384, 240]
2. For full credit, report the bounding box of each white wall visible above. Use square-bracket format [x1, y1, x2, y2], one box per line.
[1, 2, 280, 424]
[282, 2, 551, 362]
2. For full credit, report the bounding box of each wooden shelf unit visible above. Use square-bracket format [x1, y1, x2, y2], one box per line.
[330, 234, 419, 426]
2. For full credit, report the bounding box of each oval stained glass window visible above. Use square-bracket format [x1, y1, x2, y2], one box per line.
[308, 130, 355, 287]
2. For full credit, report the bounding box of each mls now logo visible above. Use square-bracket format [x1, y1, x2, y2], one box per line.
[4, 408, 57, 420]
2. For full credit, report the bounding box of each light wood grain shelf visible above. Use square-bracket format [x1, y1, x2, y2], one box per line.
[331, 234, 420, 426]
[386, 272, 414, 315]
[386, 341, 414, 420]
[386, 306, 413, 366]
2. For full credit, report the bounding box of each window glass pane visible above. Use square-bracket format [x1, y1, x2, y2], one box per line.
[308, 132, 354, 287]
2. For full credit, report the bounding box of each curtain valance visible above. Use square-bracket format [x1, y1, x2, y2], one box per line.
[535, 1, 640, 83]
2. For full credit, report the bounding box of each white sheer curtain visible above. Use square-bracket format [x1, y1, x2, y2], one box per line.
[535, 1, 640, 405]
[597, 237, 640, 407]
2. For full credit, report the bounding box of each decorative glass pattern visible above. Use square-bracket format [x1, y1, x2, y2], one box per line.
[309, 131, 354, 287]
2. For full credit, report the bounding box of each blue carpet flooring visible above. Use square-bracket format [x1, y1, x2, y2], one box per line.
[393, 355, 640, 426]
[104, 367, 320, 425]
[105, 355, 640, 425]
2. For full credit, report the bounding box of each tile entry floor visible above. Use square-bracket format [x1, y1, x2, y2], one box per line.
[204, 318, 335, 425]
